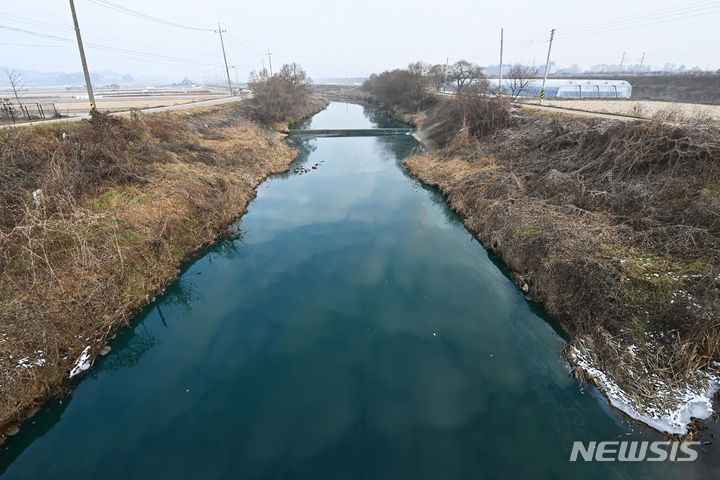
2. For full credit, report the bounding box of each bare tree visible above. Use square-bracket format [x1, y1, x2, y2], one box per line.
[506, 64, 539, 100]
[428, 64, 446, 92]
[249, 63, 313, 123]
[407, 61, 429, 77]
[449, 60, 486, 94]
[6, 70, 29, 119]
[362, 68, 431, 111]
[278, 62, 313, 91]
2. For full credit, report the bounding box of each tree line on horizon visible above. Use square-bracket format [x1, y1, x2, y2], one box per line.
[361, 60, 541, 111]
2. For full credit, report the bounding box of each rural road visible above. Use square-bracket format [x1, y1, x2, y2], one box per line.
[516, 102, 639, 121]
[436, 91, 642, 121]
[1, 94, 249, 129]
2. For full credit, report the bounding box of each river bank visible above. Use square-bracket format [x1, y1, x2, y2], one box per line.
[397, 98, 720, 436]
[0, 97, 328, 442]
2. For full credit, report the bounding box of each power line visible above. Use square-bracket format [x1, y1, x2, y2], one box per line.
[559, 0, 719, 35]
[85, 0, 213, 32]
[82, 31, 212, 58]
[0, 11, 215, 58]
[557, 10, 720, 40]
[0, 12, 73, 32]
[2, 4, 259, 76]
[0, 42, 68, 47]
[225, 33, 262, 55]
[0, 24, 225, 68]
[556, 1, 720, 38]
[86, 43, 225, 67]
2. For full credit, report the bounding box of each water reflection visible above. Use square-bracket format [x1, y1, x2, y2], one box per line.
[97, 324, 159, 372]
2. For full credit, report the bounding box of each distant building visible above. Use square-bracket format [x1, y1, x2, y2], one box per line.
[589, 64, 622, 74]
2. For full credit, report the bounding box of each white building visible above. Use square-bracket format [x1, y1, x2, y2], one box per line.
[489, 79, 632, 99]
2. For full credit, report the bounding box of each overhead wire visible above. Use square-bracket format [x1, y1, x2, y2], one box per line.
[0, 24, 224, 68]
[558, 0, 719, 34]
[556, 1, 720, 38]
[4, 2, 259, 76]
[0, 42, 68, 48]
[499, 0, 720, 67]
[225, 33, 262, 56]
[0, 12, 212, 58]
[85, 0, 214, 32]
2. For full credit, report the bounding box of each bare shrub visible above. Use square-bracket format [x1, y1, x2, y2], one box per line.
[684, 107, 715, 126]
[506, 64, 539, 100]
[653, 104, 682, 122]
[629, 102, 644, 117]
[427, 63, 446, 92]
[434, 92, 512, 151]
[6, 70, 29, 120]
[248, 63, 313, 125]
[362, 65, 434, 112]
[448, 60, 487, 94]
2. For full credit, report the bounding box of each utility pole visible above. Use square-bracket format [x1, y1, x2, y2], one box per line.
[618, 51, 626, 74]
[267, 49, 273, 76]
[639, 51, 646, 67]
[443, 56, 448, 93]
[215, 23, 233, 95]
[68, 0, 95, 111]
[539, 28, 555, 105]
[498, 27, 504, 97]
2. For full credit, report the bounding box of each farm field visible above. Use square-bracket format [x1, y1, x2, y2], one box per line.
[538, 98, 720, 123]
[1, 85, 232, 119]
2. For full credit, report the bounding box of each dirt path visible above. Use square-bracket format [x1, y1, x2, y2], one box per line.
[1, 94, 250, 128]
[516, 102, 640, 121]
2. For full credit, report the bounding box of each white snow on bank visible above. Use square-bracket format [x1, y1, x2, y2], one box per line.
[69, 346, 92, 378]
[570, 347, 720, 435]
[16, 351, 46, 369]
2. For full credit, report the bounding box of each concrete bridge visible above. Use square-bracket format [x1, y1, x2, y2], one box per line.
[288, 128, 413, 137]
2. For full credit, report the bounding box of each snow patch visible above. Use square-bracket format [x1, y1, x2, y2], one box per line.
[69, 346, 92, 378]
[15, 350, 46, 369]
[570, 347, 720, 435]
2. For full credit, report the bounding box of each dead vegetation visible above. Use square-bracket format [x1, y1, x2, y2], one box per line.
[404, 105, 720, 427]
[0, 98, 327, 438]
[247, 63, 321, 131]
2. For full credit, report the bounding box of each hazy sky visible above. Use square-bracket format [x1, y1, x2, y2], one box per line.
[1, 0, 718, 82]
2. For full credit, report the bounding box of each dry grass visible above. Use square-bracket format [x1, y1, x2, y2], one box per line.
[404, 112, 720, 423]
[0, 98, 327, 436]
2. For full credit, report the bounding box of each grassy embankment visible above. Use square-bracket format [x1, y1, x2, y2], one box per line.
[361, 84, 720, 434]
[0, 96, 328, 441]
